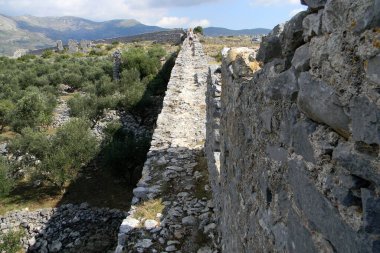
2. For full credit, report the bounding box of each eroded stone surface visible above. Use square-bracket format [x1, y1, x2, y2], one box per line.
[205, 1, 380, 252]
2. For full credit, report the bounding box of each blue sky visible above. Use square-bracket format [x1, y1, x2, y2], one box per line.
[0, 0, 306, 30]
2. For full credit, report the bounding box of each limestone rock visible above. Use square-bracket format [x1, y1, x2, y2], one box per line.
[257, 24, 284, 63]
[48, 240, 62, 252]
[120, 217, 140, 234]
[291, 43, 311, 72]
[280, 11, 309, 62]
[366, 54, 380, 85]
[68, 39, 78, 53]
[350, 95, 380, 145]
[144, 219, 159, 230]
[301, 0, 327, 9]
[297, 72, 350, 138]
[56, 40, 64, 52]
[302, 10, 323, 42]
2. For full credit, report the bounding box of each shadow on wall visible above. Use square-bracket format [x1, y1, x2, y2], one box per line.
[21, 53, 178, 253]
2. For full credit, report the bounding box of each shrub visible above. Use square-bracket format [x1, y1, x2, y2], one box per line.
[0, 229, 25, 253]
[41, 118, 98, 188]
[122, 48, 160, 79]
[10, 90, 53, 131]
[42, 50, 53, 58]
[120, 81, 146, 110]
[0, 99, 14, 130]
[68, 94, 99, 121]
[0, 158, 14, 197]
[62, 72, 83, 89]
[148, 45, 166, 60]
[194, 26, 204, 35]
[95, 76, 116, 97]
[9, 127, 50, 159]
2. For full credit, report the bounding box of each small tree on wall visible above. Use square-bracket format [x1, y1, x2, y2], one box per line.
[194, 26, 204, 35]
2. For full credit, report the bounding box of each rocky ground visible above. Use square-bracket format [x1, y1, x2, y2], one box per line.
[115, 37, 219, 253]
[0, 204, 127, 252]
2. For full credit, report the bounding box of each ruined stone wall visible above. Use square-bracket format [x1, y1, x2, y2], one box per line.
[206, 0, 380, 252]
[115, 36, 218, 253]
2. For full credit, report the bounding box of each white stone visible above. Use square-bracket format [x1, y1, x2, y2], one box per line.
[167, 240, 180, 245]
[204, 223, 216, 234]
[120, 217, 140, 234]
[144, 219, 159, 230]
[136, 239, 153, 248]
[28, 237, 36, 246]
[197, 246, 212, 253]
[165, 245, 177, 252]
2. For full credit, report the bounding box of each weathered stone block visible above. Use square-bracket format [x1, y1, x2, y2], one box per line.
[301, 0, 327, 9]
[322, 0, 349, 33]
[266, 146, 288, 163]
[302, 10, 323, 42]
[350, 95, 380, 145]
[260, 108, 273, 132]
[288, 159, 372, 252]
[264, 68, 298, 101]
[280, 11, 309, 62]
[366, 54, 380, 85]
[68, 39, 78, 53]
[287, 210, 317, 253]
[257, 24, 284, 64]
[291, 43, 311, 72]
[297, 72, 350, 138]
[361, 189, 380, 234]
[333, 142, 380, 185]
[350, 0, 380, 33]
[291, 119, 316, 162]
[56, 40, 64, 52]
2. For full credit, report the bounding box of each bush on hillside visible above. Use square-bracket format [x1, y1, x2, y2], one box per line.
[9, 127, 50, 159]
[0, 158, 14, 197]
[68, 94, 99, 121]
[41, 118, 98, 188]
[10, 89, 55, 131]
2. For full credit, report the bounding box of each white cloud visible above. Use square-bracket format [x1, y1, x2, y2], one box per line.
[250, 0, 300, 6]
[0, 0, 214, 28]
[0, 0, 167, 24]
[156, 16, 210, 28]
[289, 7, 307, 16]
[189, 19, 210, 28]
[142, 0, 221, 7]
[156, 17, 190, 28]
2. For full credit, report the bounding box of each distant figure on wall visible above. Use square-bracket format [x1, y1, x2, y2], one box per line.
[188, 28, 194, 47]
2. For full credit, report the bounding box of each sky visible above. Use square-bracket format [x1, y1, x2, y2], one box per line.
[0, 0, 307, 30]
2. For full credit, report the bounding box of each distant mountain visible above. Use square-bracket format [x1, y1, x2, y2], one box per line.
[0, 14, 166, 56]
[204, 27, 270, 37]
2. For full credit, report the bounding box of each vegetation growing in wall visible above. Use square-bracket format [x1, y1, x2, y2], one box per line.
[0, 229, 25, 253]
[194, 26, 204, 35]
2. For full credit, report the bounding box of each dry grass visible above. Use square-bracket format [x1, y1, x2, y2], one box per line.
[134, 198, 165, 220]
[0, 182, 63, 215]
[0, 130, 17, 141]
[202, 36, 260, 63]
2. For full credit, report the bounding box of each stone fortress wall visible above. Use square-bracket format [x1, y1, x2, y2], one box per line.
[205, 0, 380, 252]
